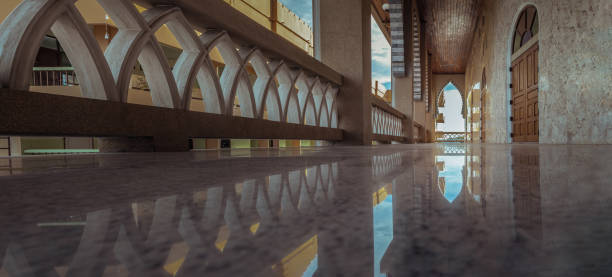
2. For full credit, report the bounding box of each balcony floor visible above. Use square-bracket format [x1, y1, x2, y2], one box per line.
[0, 143, 611, 276]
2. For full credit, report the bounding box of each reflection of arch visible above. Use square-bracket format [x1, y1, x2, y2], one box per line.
[435, 81, 466, 119]
[434, 156, 466, 204]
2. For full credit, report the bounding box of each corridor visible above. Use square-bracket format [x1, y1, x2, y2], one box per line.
[0, 0, 610, 276]
[0, 144, 610, 276]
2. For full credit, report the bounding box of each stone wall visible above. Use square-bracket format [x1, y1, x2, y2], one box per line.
[465, 0, 612, 144]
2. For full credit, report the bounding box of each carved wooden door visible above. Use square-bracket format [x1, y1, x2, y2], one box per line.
[511, 44, 539, 142]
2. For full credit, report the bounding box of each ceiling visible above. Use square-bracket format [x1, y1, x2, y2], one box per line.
[418, 0, 482, 74]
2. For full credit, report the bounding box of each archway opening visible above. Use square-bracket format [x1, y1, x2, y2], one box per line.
[435, 83, 465, 142]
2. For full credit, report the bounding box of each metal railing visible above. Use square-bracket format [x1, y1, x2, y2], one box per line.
[31, 67, 78, 86]
[435, 132, 466, 142]
[372, 86, 387, 99]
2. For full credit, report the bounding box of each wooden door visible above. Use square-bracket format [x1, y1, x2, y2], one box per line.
[511, 44, 539, 142]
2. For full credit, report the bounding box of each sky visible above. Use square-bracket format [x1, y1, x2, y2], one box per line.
[373, 195, 393, 277]
[279, 0, 313, 26]
[437, 83, 466, 132]
[278, 1, 392, 90]
[371, 16, 392, 90]
[436, 156, 465, 203]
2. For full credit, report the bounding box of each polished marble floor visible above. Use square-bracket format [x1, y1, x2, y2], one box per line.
[0, 143, 611, 277]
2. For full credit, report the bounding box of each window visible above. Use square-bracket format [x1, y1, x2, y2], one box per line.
[512, 6, 538, 54]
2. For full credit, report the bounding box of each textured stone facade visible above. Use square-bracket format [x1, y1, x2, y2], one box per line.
[464, 0, 611, 144]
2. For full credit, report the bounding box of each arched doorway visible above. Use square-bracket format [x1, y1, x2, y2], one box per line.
[481, 69, 487, 142]
[435, 82, 466, 142]
[510, 5, 539, 142]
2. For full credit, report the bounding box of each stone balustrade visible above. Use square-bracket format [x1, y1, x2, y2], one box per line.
[0, 0, 339, 129]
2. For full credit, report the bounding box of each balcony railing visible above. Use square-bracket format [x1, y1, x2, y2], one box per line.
[435, 132, 466, 142]
[0, 0, 343, 149]
[31, 67, 78, 87]
[371, 95, 407, 143]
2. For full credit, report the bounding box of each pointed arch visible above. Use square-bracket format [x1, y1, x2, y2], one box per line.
[143, 7, 207, 110]
[100, 1, 181, 107]
[271, 61, 301, 124]
[240, 48, 282, 121]
[200, 31, 255, 117]
[310, 78, 326, 123]
[435, 81, 466, 118]
[0, 0, 118, 100]
[294, 71, 317, 126]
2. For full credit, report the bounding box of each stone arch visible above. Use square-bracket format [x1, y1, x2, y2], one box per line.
[272, 61, 301, 124]
[0, 0, 339, 130]
[0, 1, 119, 101]
[239, 48, 282, 121]
[435, 81, 466, 118]
[200, 31, 256, 117]
[481, 68, 487, 141]
[294, 72, 317, 126]
[303, 94, 318, 126]
[330, 104, 338, 128]
[143, 7, 208, 110]
[101, 3, 181, 108]
[317, 84, 335, 128]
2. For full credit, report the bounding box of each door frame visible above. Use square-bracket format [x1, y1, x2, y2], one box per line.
[507, 2, 540, 143]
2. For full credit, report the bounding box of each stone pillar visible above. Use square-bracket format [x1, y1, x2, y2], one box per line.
[392, 76, 414, 143]
[314, 0, 372, 145]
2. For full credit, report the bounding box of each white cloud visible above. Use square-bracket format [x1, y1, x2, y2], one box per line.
[371, 16, 391, 90]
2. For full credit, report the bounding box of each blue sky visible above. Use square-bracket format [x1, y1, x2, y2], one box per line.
[371, 16, 392, 90]
[279, 0, 313, 26]
[436, 156, 465, 203]
[374, 195, 393, 277]
[279, 1, 391, 90]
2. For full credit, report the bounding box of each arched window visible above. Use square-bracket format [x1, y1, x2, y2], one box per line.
[512, 6, 538, 54]
[481, 69, 487, 141]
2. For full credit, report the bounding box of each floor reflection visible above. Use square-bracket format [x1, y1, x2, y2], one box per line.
[0, 155, 342, 277]
[0, 144, 611, 276]
[373, 185, 393, 277]
[436, 155, 465, 203]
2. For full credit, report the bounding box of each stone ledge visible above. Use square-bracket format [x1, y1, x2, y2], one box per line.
[0, 90, 343, 151]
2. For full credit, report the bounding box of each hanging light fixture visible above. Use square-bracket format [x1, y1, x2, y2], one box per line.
[382, 3, 390, 12]
[104, 14, 110, 40]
